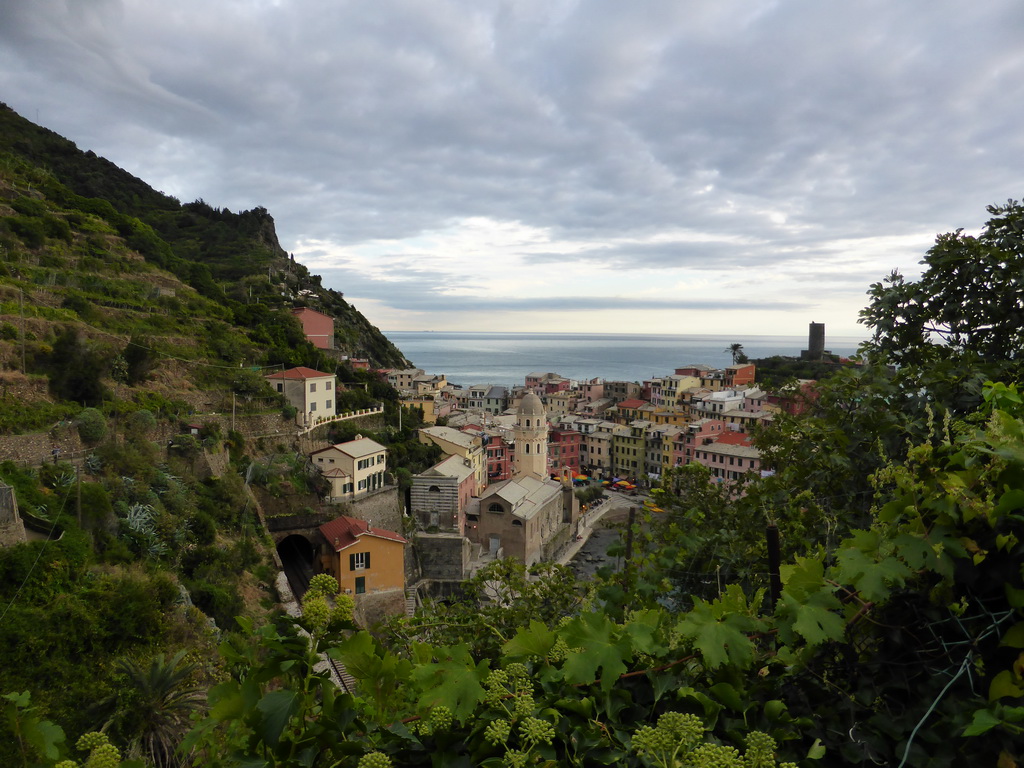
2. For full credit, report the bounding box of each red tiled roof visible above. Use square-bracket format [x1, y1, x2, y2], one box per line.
[291, 307, 333, 319]
[265, 366, 333, 380]
[618, 399, 648, 409]
[715, 432, 753, 446]
[319, 515, 407, 552]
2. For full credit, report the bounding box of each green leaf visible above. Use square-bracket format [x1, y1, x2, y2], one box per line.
[1007, 585, 1024, 609]
[409, 645, 488, 722]
[23, 717, 64, 760]
[989, 670, 1024, 701]
[806, 738, 826, 759]
[833, 548, 911, 603]
[709, 682, 746, 712]
[779, 590, 845, 647]
[674, 602, 755, 670]
[963, 708, 1002, 736]
[504, 620, 556, 658]
[560, 612, 632, 690]
[996, 488, 1024, 516]
[623, 609, 664, 655]
[780, 556, 828, 597]
[1001, 622, 1024, 648]
[256, 689, 299, 748]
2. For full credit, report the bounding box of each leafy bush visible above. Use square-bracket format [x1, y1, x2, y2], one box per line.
[123, 408, 156, 440]
[76, 407, 107, 443]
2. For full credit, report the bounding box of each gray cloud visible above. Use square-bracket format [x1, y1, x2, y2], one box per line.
[2, 0, 1022, 331]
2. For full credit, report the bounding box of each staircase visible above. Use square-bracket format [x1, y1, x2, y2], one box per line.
[331, 658, 358, 694]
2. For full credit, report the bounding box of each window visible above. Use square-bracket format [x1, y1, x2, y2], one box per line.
[326, 400, 332, 409]
[355, 576, 366, 594]
[310, 402, 317, 411]
[349, 552, 370, 570]
[488, 503, 504, 514]
[512, 519, 523, 527]
[276, 383, 283, 392]
[310, 383, 317, 392]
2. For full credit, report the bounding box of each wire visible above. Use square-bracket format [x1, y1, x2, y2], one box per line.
[0, 485, 70, 625]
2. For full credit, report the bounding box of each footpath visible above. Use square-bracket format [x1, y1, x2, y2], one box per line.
[557, 492, 645, 566]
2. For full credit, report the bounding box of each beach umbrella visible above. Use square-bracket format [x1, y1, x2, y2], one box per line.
[574, 474, 588, 481]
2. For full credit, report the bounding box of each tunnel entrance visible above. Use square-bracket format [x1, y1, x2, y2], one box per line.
[277, 534, 316, 597]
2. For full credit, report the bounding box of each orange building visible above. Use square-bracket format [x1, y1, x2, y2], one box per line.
[319, 515, 407, 596]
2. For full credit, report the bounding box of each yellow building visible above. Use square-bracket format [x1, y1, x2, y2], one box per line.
[319, 515, 407, 596]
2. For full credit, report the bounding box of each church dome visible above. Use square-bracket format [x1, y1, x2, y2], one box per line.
[518, 392, 545, 417]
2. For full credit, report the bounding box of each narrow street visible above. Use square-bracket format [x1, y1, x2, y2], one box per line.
[558, 490, 648, 571]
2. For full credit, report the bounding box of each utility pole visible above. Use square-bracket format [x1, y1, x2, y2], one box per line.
[19, 287, 26, 375]
[766, 522, 782, 608]
[76, 464, 82, 528]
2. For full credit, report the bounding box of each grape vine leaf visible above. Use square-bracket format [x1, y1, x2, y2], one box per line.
[674, 600, 756, 670]
[833, 546, 911, 603]
[560, 612, 632, 690]
[777, 590, 845, 647]
[408, 644, 488, 722]
[504, 620, 556, 658]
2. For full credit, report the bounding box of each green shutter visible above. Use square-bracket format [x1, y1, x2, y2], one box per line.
[349, 554, 355, 571]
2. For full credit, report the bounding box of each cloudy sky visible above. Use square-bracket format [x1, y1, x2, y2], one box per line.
[3, 1, 1022, 338]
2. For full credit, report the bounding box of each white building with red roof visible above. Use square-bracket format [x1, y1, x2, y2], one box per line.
[318, 515, 407, 597]
[265, 366, 336, 426]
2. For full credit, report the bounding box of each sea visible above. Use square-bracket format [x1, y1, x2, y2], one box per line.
[384, 331, 866, 389]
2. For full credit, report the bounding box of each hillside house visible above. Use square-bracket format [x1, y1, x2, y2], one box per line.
[291, 307, 335, 349]
[266, 367, 336, 426]
[311, 436, 387, 500]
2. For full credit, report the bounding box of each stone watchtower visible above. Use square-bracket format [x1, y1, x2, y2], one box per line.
[514, 392, 548, 479]
[0, 482, 27, 548]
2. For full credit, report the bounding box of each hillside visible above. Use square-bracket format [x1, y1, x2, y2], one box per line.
[0, 102, 409, 400]
[0, 105, 431, 760]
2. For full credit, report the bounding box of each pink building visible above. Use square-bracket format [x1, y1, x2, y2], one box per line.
[690, 431, 761, 488]
[291, 307, 335, 350]
[548, 429, 582, 476]
[675, 418, 727, 466]
[579, 378, 605, 402]
[484, 435, 514, 483]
